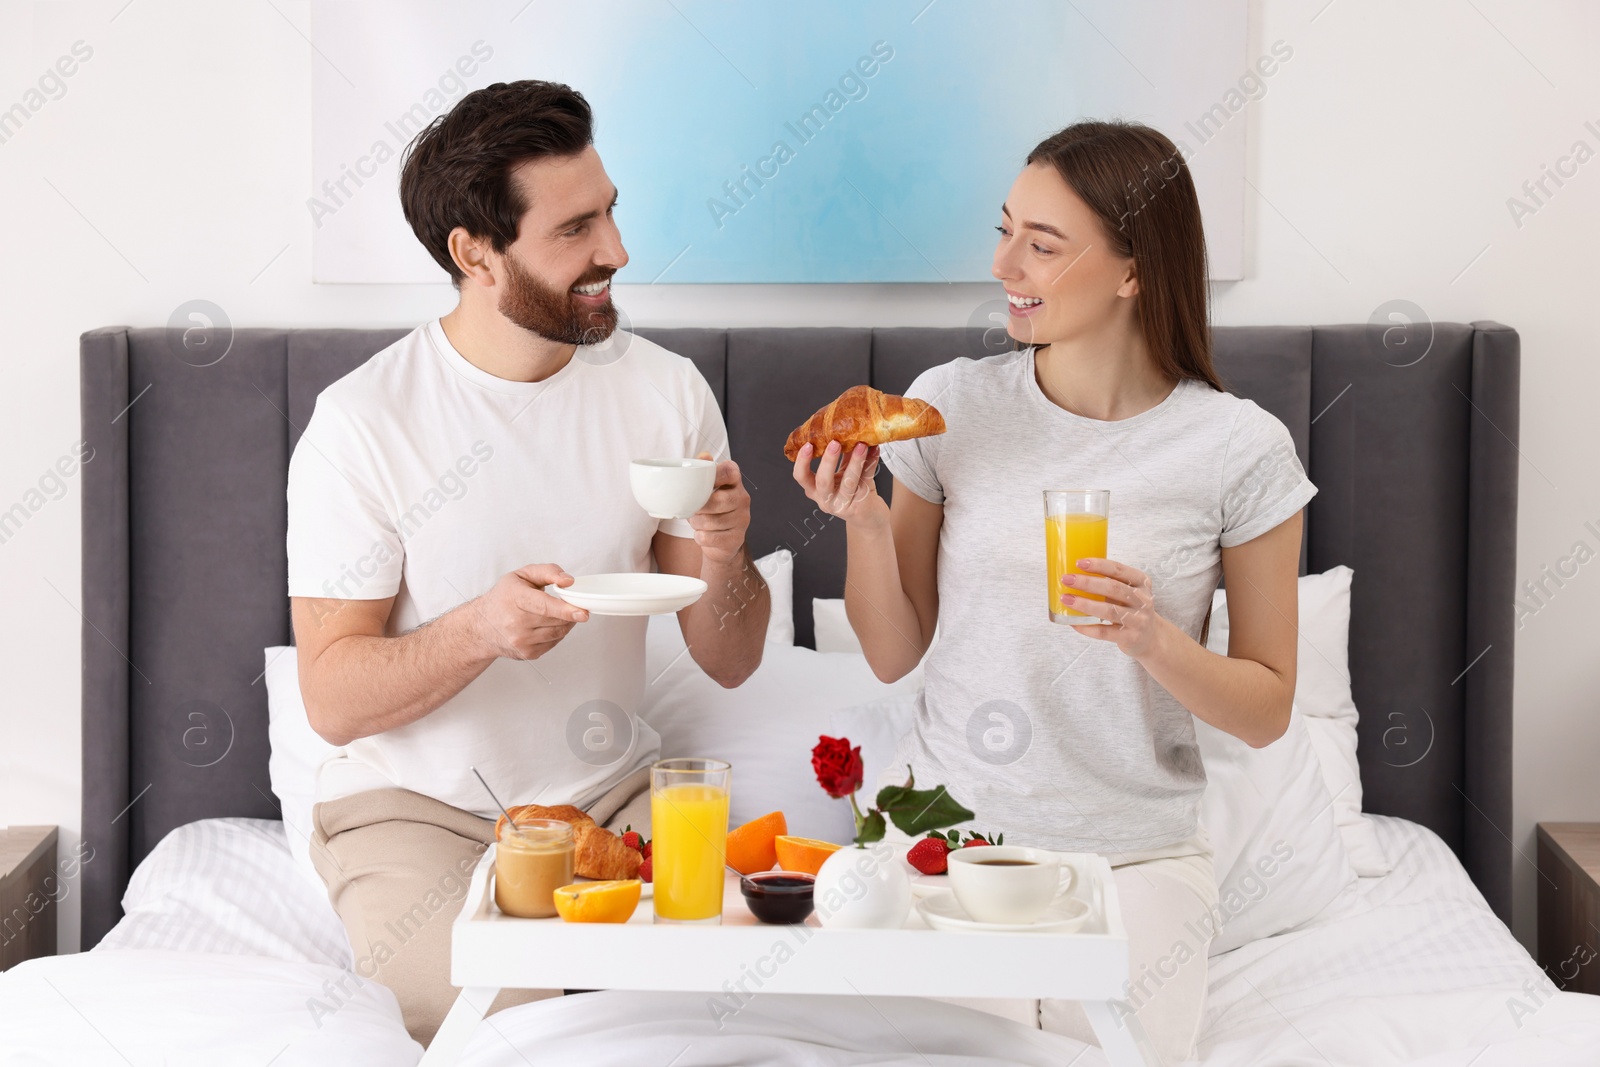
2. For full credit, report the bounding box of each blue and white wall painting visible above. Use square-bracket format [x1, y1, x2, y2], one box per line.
[311, 1, 1248, 284]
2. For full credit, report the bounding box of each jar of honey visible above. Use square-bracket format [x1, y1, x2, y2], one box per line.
[494, 818, 575, 919]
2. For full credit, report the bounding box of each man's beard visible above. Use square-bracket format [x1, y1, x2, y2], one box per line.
[498, 254, 618, 347]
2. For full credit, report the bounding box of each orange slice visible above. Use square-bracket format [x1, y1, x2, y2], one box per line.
[726, 811, 788, 875]
[553, 879, 642, 923]
[773, 835, 843, 876]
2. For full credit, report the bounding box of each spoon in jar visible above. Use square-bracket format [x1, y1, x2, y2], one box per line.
[471, 766, 523, 842]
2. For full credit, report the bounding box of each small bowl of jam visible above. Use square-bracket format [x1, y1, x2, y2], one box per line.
[741, 871, 816, 924]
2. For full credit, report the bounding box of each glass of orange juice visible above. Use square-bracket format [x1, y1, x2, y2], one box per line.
[1045, 489, 1111, 625]
[651, 757, 731, 924]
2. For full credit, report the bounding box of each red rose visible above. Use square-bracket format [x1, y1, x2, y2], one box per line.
[811, 735, 864, 799]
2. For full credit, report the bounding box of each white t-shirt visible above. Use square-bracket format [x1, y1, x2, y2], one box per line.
[286, 320, 728, 817]
[879, 347, 1317, 854]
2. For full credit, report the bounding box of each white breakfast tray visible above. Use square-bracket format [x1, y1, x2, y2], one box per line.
[420, 846, 1158, 1066]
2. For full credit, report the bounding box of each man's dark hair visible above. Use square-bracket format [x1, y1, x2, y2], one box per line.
[399, 80, 594, 286]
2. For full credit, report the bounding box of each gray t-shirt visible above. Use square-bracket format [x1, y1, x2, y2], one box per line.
[879, 348, 1317, 853]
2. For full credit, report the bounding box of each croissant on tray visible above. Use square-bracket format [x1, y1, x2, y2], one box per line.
[495, 803, 641, 881]
[783, 385, 946, 462]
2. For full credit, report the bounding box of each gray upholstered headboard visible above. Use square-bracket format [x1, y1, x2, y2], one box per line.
[78, 321, 1520, 948]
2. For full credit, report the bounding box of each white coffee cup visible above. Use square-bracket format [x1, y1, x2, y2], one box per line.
[946, 846, 1070, 925]
[630, 458, 716, 520]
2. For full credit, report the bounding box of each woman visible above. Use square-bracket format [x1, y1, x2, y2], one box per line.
[794, 120, 1315, 1064]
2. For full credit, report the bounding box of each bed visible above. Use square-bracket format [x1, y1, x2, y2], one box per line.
[5, 812, 1597, 1065]
[8, 318, 1595, 1064]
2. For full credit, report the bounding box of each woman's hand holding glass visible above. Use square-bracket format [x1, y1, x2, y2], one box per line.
[792, 441, 885, 527]
[1060, 557, 1175, 661]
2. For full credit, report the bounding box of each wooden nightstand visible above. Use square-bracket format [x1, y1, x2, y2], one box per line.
[1536, 823, 1600, 994]
[0, 826, 59, 970]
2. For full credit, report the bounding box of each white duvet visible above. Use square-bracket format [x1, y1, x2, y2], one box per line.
[3, 816, 1598, 1066]
[0, 950, 421, 1066]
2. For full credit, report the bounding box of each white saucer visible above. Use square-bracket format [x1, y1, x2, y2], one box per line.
[917, 892, 1089, 934]
[549, 573, 707, 616]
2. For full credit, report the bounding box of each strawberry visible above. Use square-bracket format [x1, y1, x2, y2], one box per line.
[621, 827, 643, 853]
[962, 830, 1004, 848]
[906, 836, 951, 875]
[962, 838, 990, 848]
[638, 856, 653, 883]
[642, 840, 652, 860]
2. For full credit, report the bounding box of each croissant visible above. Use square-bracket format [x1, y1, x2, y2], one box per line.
[495, 803, 641, 881]
[572, 822, 643, 881]
[783, 385, 945, 462]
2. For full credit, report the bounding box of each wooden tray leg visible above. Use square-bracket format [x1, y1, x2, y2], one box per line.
[1081, 998, 1160, 1067]
[418, 986, 500, 1067]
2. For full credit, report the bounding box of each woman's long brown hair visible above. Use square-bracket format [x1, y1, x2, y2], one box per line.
[1026, 121, 1225, 393]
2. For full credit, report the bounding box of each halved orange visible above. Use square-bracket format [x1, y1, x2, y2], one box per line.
[773, 835, 843, 876]
[553, 879, 642, 923]
[726, 811, 788, 875]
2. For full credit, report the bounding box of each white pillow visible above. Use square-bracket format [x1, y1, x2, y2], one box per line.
[264, 646, 345, 895]
[1206, 565, 1390, 875]
[1194, 705, 1357, 954]
[812, 596, 860, 654]
[638, 613, 919, 842]
[812, 597, 938, 686]
[755, 548, 795, 645]
[830, 693, 920, 801]
[100, 817, 350, 967]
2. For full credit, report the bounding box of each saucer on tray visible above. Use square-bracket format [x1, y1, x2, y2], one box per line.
[917, 891, 1089, 934]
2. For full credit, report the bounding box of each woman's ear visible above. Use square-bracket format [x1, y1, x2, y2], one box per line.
[1117, 259, 1140, 300]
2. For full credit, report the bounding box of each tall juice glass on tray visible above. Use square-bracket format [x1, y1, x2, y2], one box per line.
[651, 758, 731, 923]
[1045, 490, 1111, 625]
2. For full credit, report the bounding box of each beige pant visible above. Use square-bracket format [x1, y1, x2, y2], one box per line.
[310, 769, 651, 1045]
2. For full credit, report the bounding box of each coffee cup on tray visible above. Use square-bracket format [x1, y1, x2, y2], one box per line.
[945, 845, 1072, 925]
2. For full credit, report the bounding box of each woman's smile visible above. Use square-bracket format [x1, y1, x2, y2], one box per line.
[1005, 288, 1045, 317]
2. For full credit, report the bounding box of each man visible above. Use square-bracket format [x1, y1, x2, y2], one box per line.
[287, 79, 769, 1043]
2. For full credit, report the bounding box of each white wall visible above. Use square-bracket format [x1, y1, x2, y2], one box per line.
[2, 0, 1595, 955]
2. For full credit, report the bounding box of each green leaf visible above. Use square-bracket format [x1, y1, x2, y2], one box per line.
[857, 809, 886, 845]
[874, 782, 975, 837]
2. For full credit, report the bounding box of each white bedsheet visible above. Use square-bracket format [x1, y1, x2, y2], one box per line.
[4, 816, 1599, 1066]
[1191, 814, 1600, 1065]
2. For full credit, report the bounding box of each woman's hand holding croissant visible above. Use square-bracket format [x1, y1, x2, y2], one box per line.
[792, 440, 886, 528]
